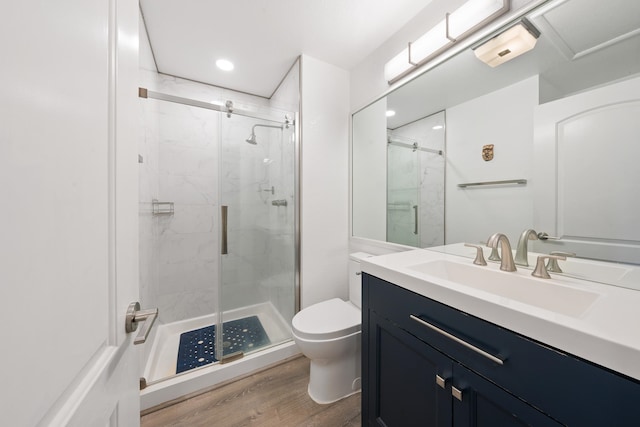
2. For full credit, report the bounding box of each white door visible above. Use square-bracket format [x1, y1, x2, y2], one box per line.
[533, 76, 640, 264]
[0, 1, 141, 426]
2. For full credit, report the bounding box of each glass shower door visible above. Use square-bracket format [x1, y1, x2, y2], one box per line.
[217, 112, 296, 362]
[387, 141, 421, 246]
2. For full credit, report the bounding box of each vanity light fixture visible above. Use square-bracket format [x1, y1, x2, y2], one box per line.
[384, 0, 510, 84]
[474, 19, 540, 67]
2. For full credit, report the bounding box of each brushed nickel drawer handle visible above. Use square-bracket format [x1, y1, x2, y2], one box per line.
[410, 314, 504, 365]
[452, 386, 464, 402]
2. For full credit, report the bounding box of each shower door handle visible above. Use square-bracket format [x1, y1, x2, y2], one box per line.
[221, 205, 228, 255]
[125, 302, 158, 345]
[413, 205, 419, 235]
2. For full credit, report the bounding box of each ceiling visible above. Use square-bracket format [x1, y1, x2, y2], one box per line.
[140, 0, 434, 98]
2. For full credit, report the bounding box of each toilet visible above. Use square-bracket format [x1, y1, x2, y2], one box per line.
[292, 252, 373, 404]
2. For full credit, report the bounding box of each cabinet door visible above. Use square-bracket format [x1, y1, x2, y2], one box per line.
[367, 311, 453, 427]
[452, 364, 562, 427]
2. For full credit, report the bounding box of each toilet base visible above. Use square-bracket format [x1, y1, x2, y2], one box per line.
[307, 353, 361, 404]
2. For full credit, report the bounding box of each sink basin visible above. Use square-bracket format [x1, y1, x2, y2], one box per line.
[407, 260, 600, 317]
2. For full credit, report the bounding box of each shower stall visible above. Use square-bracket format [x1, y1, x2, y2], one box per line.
[138, 88, 299, 409]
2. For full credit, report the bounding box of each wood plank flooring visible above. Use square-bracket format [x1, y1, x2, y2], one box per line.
[141, 356, 361, 427]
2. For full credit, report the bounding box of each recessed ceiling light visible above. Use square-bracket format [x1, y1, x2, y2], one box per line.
[216, 59, 234, 71]
[432, 125, 444, 130]
[386, 110, 396, 117]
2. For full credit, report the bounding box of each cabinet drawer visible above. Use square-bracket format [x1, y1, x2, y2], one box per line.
[364, 273, 640, 426]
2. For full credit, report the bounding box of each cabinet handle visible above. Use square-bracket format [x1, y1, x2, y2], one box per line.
[452, 386, 464, 402]
[409, 315, 504, 365]
[435, 374, 446, 389]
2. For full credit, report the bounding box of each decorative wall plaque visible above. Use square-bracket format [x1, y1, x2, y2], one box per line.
[482, 144, 494, 161]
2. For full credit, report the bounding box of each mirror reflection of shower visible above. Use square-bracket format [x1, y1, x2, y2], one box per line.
[245, 115, 292, 145]
[384, 110, 446, 248]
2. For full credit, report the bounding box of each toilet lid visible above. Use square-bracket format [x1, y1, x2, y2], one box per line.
[292, 298, 361, 340]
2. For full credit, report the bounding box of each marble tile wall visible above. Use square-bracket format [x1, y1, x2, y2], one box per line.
[139, 89, 220, 324]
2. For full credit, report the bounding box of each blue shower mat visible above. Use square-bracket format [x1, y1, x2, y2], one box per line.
[176, 316, 271, 374]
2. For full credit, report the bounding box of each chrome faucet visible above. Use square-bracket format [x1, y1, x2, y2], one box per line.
[487, 233, 517, 272]
[514, 229, 539, 267]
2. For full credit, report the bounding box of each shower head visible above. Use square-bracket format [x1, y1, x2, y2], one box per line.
[246, 132, 257, 145]
[245, 123, 283, 145]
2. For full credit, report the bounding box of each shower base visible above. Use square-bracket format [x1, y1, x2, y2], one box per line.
[176, 315, 271, 373]
[140, 302, 299, 411]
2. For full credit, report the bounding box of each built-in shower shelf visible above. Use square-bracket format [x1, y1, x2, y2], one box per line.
[152, 199, 174, 216]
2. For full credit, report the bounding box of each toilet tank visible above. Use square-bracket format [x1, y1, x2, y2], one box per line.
[348, 252, 373, 309]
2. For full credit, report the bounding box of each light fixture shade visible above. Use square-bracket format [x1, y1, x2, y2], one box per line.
[409, 20, 452, 65]
[384, 48, 413, 82]
[448, 0, 509, 40]
[383, 0, 510, 84]
[474, 23, 539, 67]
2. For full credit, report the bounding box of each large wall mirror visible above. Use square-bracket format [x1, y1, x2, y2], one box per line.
[352, 0, 640, 276]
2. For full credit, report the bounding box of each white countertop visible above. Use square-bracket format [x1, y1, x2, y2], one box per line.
[361, 248, 640, 381]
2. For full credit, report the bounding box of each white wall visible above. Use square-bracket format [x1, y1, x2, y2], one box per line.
[446, 76, 537, 245]
[300, 55, 350, 308]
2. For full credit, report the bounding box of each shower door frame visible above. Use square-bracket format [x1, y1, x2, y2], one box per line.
[138, 87, 300, 378]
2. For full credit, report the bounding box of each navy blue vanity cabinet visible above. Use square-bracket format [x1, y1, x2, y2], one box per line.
[363, 310, 558, 426]
[361, 273, 640, 426]
[366, 310, 453, 426]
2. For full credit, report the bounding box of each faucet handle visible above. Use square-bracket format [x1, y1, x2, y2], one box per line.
[532, 255, 566, 279]
[547, 251, 576, 273]
[464, 243, 487, 266]
[537, 232, 560, 240]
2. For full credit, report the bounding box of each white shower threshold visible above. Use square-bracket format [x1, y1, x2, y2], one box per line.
[140, 302, 300, 411]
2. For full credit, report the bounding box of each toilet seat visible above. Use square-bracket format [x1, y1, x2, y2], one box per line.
[292, 298, 361, 341]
